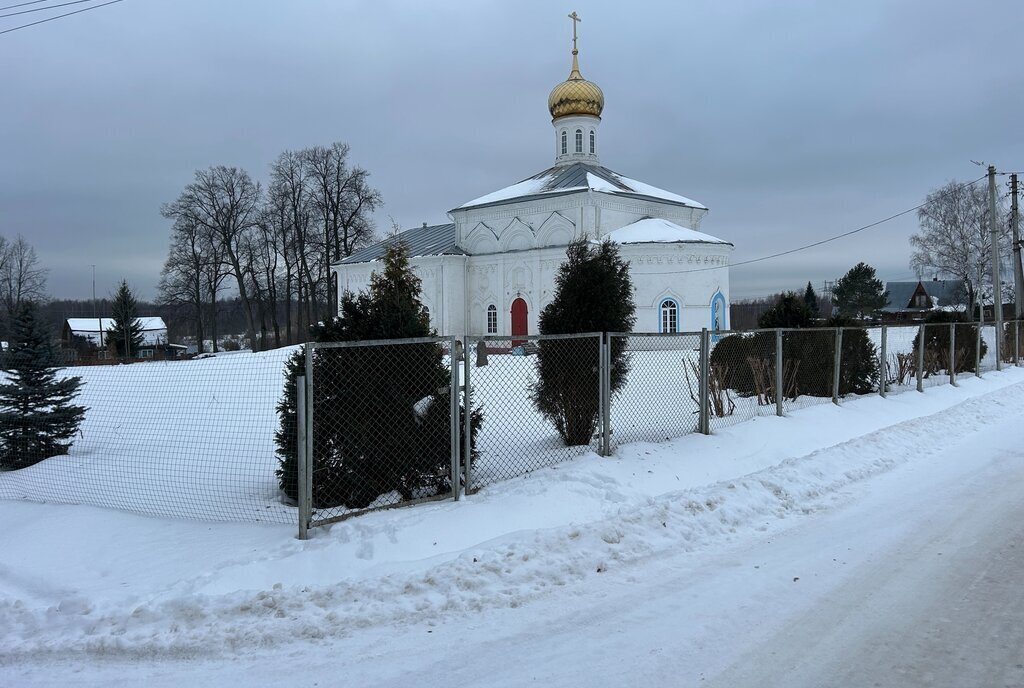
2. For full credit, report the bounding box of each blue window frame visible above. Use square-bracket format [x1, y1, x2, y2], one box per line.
[710, 291, 726, 338]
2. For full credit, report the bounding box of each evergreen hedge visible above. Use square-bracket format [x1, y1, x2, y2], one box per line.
[532, 239, 635, 446]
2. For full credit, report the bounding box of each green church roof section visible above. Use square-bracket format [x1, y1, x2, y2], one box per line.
[338, 223, 462, 266]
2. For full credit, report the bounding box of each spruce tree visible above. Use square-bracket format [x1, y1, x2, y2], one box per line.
[109, 279, 144, 358]
[803, 281, 820, 318]
[0, 302, 87, 470]
[533, 238, 636, 446]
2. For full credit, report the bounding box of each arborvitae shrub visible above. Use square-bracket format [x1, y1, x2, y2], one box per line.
[274, 243, 483, 509]
[910, 311, 986, 374]
[708, 333, 767, 397]
[710, 318, 878, 399]
[757, 293, 814, 329]
[832, 319, 879, 395]
[532, 239, 635, 446]
[1004, 321, 1024, 362]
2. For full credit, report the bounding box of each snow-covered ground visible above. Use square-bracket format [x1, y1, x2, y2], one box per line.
[1, 364, 1022, 685]
[1, 326, 1003, 525]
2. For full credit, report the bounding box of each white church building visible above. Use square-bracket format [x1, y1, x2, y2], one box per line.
[333, 22, 732, 338]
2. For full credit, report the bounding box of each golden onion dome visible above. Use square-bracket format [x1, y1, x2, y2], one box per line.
[548, 50, 604, 120]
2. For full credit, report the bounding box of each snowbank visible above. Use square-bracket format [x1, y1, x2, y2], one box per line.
[0, 367, 1021, 661]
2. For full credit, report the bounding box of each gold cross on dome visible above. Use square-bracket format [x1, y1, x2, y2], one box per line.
[568, 11, 581, 53]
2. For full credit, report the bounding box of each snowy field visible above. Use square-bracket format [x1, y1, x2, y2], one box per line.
[0, 364, 1022, 685]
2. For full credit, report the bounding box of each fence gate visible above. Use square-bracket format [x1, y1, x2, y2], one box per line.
[297, 336, 461, 538]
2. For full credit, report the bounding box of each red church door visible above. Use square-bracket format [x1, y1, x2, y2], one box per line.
[511, 298, 528, 346]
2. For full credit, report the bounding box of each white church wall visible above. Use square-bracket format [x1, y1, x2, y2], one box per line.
[333, 255, 467, 335]
[464, 245, 571, 337]
[454, 194, 588, 247]
[621, 243, 731, 334]
[594, 196, 707, 237]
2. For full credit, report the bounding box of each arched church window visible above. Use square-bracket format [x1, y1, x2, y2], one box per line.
[710, 291, 727, 335]
[660, 298, 679, 333]
[575, 129, 583, 153]
[486, 304, 497, 334]
[589, 130, 595, 154]
[561, 131, 567, 155]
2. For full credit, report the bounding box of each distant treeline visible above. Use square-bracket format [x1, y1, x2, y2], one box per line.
[41, 297, 276, 351]
[730, 293, 832, 331]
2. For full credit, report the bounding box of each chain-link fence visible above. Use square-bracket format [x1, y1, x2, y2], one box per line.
[463, 333, 601, 494]
[4, 321, 1022, 536]
[0, 348, 297, 523]
[705, 330, 780, 429]
[609, 333, 702, 445]
[300, 337, 462, 530]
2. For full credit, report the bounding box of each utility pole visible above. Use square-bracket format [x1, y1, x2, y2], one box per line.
[977, 262, 985, 325]
[988, 165, 1003, 368]
[92, 264, 103, 350]
[1011, 173, 1022, 320]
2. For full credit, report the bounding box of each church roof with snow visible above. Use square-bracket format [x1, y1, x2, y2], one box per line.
[604, 218, 730, 246]
[339, 223, 462, 265]
[455, 163, 706, 212]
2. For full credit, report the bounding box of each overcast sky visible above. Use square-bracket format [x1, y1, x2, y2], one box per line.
[4, 0, 1023, 303]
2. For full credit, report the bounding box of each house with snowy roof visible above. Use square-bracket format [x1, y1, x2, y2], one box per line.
[882, 279, 968, 321]
[333, 22, 732, 338]
[62, 317, 185, 360]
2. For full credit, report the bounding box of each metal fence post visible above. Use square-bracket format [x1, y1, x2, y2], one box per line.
[880, 324, 887, 398]
[699, 328, 710, 435]
[1011, 319, 1019, 368]
[601, 333, 611, 457]
[976, 323, 983, 377]
[463, 335, 472, 495]
[832, 327, 842, 405]
[949, 323, 957, 386]
[775, 328, 784, 417]
[296, 375, 309, 540]
[916, 323, 925, 392]
[450, 335, 460, 501]
[303, 346, 314, 531]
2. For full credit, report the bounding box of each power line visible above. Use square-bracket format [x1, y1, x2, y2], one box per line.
[0, 0, 48, 11]
[0, 0, 103, 19]
[642, 175, 989, 276]
[0, 0, 122, 36]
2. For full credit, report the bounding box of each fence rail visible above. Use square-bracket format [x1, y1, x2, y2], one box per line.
[1, 321, 1021, 536]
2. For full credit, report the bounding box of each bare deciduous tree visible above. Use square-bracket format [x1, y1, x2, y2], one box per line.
[157, 214, 227, 353]
[0, 235, 49, 331]
[160, 143, 382, 349]
[910, 180, 1010, 314]
[164, 166, 262, 350]
[304, 142, 382, 319]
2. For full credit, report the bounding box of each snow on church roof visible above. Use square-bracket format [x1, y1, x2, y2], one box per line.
[456, 163, 706, 211]
[604, 218, 730, 246]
